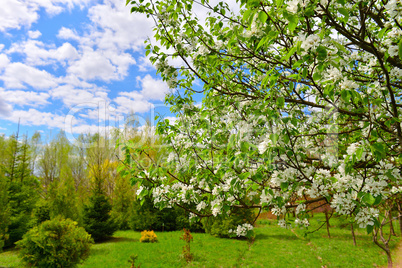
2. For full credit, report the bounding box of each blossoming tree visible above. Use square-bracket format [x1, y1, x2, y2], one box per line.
[125, 0, 402, 265]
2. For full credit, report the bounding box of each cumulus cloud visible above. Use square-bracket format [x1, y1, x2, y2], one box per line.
[57, 27, 80, 41]
[0, 96, 12, 116]
[0, 89, 50, 107]
[0, 54, 10, 71]
[9, 108, 66, 128]
[0, 0, 91, 32]
[67, 48, 118, 81]
[137, 74, 169, 101]
[87, 0, 153, 52]
[51, 84, 109, 108]
[113, 96, 153, 114]
[1, 62, 57, 89]
[7, 40, 79, 66]
[0, 0, 39, 32]
[28, 30, 41, 39]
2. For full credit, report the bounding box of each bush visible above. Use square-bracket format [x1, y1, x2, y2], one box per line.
[202, 208, 255, 238]
[29, 199, 51, 227]
[83, 191, 117, 242]
[16, 217, 93, 267]
[129, 196, 204, 232]
[139, 230, 158, 243]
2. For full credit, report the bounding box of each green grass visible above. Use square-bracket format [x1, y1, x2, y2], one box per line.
[1, 216, 400, 268]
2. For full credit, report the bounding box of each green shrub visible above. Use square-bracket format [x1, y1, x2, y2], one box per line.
[29, 199, 51, 227]
[5, 177, 39, 248]
[202, 208, 255, 238]
[129, 196, 204, 232]
[16, 217, 93, 267]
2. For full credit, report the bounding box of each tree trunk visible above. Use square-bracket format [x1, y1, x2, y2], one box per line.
[351, 223, 357, 246]
[386, 249, 393, 268]
[389, 211, 396, 236]
[398, 202, 402, 235]
[325, 210, 330, 238]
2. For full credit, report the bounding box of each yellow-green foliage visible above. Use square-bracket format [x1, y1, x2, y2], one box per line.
[140, 230, 158, 243]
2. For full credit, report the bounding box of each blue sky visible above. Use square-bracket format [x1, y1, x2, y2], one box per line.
[0, 0, 180, 140]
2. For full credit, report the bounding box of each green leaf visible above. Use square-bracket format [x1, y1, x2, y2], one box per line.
[280, 182, 289, 191]
[316, 46, 327, 61]
[313, 72, 321, 81]
[258, 11, 268, 23]
[370, 142, 386, 160]
[338, 8, 349, 18]
[398, 39, 402, 61]
[287, 15, 298, 33]
[373, 195, 382, 206]
[378, 28, 388, 39]
[276, 96, 285, 107]
[366, 224, 374, 234]
[355, 147, 363, 160]
[283, 46, 297, 61]
[373, 217, 380, 228]
[256, 36, 269, 50]
[362, 193, 375, 206]
[240, 141, 249, 152]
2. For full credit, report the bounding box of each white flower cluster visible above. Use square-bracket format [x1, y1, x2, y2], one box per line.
[136, 185, 144, 196]
[286, 0, 309, 14]
[355, 207, 379, 228]
[294, 218, 309, 227]
[229, 223, 254, 237]
[278, 219, 289, 228]
[297, 34, 320, 55]
[260, 189, 273, 204]
[331, 192, 357, 215]
[385, 0, 402, 18]
[295, 203, 306, 215]
[243, 15, 263, 38]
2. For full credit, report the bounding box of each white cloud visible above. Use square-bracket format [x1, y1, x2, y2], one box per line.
[7, 40, 79, 66]
[1, 62, 57, 89]
[57, 27, 80, 41]
[113, 96, 153, 114]
[0, 95, 12, 116]
[51, 84, 109, 107]
[28, 30, 41, 39]
[0, 54, 10, 71]
[0, 0, 39, 32]
[0, 88, 50, 107]
[67, 48, 118, 81]
[0, 0, 91, 32]
[138, 56, 154, 72]
[9, 108, 66, 128]
[87, 0, 153, 52]
[137, 74, 169, 101]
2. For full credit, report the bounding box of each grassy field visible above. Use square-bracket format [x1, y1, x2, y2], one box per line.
[1, 216, 400, 268]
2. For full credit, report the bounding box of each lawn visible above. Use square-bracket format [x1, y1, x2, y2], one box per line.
[1, 216, 400, 267]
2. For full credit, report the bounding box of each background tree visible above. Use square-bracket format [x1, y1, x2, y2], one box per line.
[0, 169, 10, 251]
[82, 189, 117, 242]
[83, 135, 117, 241]
[2, 133, 39, 247]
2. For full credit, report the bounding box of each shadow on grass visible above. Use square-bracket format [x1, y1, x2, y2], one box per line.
[96, 236, 137, 244]
[255, 233, 299, 241]
[88, 247, 110, 256]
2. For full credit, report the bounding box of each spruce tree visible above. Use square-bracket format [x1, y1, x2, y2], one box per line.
[82, 189, 116, 242]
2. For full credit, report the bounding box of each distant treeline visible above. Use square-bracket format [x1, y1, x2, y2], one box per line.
[0, 128, 203, 249]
